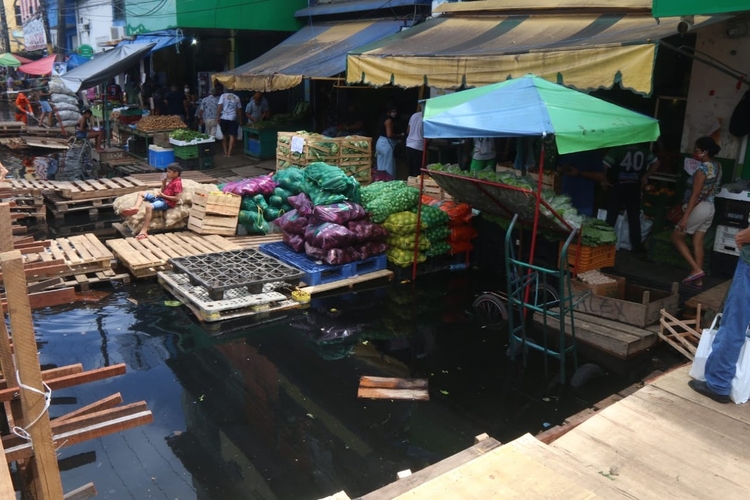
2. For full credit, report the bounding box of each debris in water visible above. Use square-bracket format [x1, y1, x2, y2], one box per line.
[306, 413, 315, 419]
[198, 395, 205, 402]
[440, 390, 449, 395]
[127, 298, 139, 305]
[542, 422, 551, 428]
[164, 300, 182, 307]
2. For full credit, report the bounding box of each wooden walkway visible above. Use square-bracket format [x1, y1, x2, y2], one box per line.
[346, 365, 750, 499]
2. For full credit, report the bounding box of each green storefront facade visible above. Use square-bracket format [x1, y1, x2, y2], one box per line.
[125, 0, 307, 35]
[653, 0, 750, 17]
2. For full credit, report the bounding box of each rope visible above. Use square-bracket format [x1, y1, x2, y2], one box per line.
[11, 370, 52, 441]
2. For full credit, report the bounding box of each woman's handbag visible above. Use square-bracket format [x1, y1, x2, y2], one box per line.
[666, 204, 685, 225]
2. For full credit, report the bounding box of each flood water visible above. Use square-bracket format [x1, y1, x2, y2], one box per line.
[25, 273, 677, 500]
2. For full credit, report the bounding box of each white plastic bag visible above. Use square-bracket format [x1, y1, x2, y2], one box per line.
[614, 211, 653, 251]
[237, 127, 243, 140]
[731, 335, 750, 404]
[215, 124, 223, 140]
[689, 313, 721, 381]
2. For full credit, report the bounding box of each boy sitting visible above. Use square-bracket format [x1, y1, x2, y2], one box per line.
[120, 163, 183, 240]
[76, 108, 104, 151]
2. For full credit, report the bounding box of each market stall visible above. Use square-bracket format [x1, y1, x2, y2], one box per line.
[416, 75, 661, 378]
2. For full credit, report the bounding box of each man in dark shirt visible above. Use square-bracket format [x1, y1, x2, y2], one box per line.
[164, 85, 188, 119]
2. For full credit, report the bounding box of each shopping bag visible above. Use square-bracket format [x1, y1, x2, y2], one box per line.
[614, 211, 653, 251]
[215, 124, 223, 140]
[237, 127, 243, 140]
[689, 313, 721, 381]
[731, 334, 750, 404]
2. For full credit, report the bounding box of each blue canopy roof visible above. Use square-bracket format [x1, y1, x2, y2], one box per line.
[117, 30, 183, 54]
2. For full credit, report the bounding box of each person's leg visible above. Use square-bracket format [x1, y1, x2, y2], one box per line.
[228, 135, 236, 156]
[691, 230, 707, 285]
[704, 260, 750, 396]
[406, 147, 422, 177]
[375, 137, 390, 172]
[120, 191, 148, 216]
[671, 229, 701, 275]
[137, 203, 154, 238]
[605, 185, 622, 228]
[624, 184, 642, 252]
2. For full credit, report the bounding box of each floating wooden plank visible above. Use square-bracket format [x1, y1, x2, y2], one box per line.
[533, 310, 658, 359]
[63, 482, 97, 500]
[54, 393, 124, 423]
[358, 377, 429, 401]
[1, 287, 78, 313]
[0, 364, 127, 402]
[301, 269, 394, 295]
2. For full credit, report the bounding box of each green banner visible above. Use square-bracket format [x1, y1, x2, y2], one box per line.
[653, 0, 749, 17]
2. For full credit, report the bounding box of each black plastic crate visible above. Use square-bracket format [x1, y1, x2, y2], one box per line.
[176, 157, 199, 170]
[169, 248, 303, 300]
[199, 155, 214, 170]
[198, 142, 214, 157]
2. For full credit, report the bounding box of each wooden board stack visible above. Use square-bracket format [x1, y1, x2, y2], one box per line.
[188, 188, 241, 236]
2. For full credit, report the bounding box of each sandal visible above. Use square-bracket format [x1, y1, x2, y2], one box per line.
[135, 234, 148, 240]
[683, 271, 705, 284]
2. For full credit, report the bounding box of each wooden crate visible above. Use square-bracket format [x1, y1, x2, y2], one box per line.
[408, 175, 453, 201]
[572, 282, 679, 328]
[191, 188, 241, 216]
[188, 188, 240, 235]
[188, 214, 238, 236]
[574, 273, 626, 299]
[277, 132, 371, 184]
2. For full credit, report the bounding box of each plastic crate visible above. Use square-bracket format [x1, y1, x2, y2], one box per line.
[148, 145, 174, 170]
[174, 144, 199, 159]
[199, 155, 214, 170]
[560, 241, 616, 273]
[176, 157, 199, 170]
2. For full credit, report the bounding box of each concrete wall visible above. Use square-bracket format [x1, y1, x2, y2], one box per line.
[681, 19, 750, 167]
[76, 0, 114, 53]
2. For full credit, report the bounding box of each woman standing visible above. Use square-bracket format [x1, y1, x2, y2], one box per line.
[376, 102, 403, 178]
[671, 136, 722, 287]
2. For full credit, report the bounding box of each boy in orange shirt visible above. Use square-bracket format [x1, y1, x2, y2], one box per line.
[120, 164, 183, 239]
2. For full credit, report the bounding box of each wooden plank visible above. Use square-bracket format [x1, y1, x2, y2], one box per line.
[359, 437, 503, 500]
[1, 287, 78, 314]
[63, 482, 97, 500]
[0, 250, 65, 500]
[301, 269, 393, 295]
[360, 376, 429, 389]
[0, 364, 127, 402]
[0, 439, 15, 500]
[0, 364, 84, 390]
[357, 388, 430, 400]
[54, 393, 124, 423]
[5, 410, 154, 462]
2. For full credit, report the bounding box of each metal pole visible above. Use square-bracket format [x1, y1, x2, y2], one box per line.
[0, 3, 10, 53]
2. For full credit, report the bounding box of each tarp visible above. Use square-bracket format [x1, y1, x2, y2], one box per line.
[214, 20, 405, 91]
[422, 75, 660, 154]
[653, 0, 748, 17]
[66, 54, 92, 70]
[60, 44, 156, 93]
[0, 53, 21, 67]
[347, 14, 720, 94]
[19, 55, 57, 76]
[12, 54, 33, 64]
[116, 30, 183, 54]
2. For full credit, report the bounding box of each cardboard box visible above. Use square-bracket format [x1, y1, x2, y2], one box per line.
[575, 273, 625, 299]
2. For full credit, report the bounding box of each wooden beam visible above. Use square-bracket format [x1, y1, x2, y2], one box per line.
[0, 364, 84, 390]
[0, 364, 127, 402]
[26, 278, 64, 294]
[1, 287, 78, 314]
[54, 393, 123, 423]
[359, 377, 429, 389]
[357, 388, 430, 401]
[4, 411, 154, 462]
[0, 250, 64, 499]
[3, 401, 149, 450]
[0, 204, 12, 252]
[0, 438, 15, 500]
[63, 482, 97, 500]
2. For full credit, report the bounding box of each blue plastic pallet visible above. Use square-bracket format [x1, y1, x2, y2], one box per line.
[259, 242, 387, 287]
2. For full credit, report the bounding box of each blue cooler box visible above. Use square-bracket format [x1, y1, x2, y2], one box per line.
[148, 145, 175, 169]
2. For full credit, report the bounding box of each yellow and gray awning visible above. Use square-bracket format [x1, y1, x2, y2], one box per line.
[346, 14, 719, 94]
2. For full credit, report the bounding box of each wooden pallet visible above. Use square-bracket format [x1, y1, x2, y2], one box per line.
[158, 270, 300, 322]
[49, 217, 119, 239]
[45, 192, 116, 218]
[223, 234, 284, 249]
[53, 269, 131, 291]
[106, 231, 241, 278]
[57, 177, 151, 200]
[129, 171, 219, 185]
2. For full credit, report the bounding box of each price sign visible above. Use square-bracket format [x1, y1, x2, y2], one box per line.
[291, 136, 305, 154]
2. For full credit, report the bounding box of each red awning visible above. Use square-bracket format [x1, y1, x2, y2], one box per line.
[19, 55, 57, 76]
[12, 54, 33, 64]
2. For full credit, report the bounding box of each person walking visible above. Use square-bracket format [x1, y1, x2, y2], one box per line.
[164, 84, 188, 120]
[38, 78, 53, 127]
[217, 86, 242, 157]
[406, 104, 424, 177]
[375, 102, 403, 178]
[198, 88, 219, 136]
[671, 136, 722, 287]
[689, 226, 750, 403]
[603, 143, 660, 253]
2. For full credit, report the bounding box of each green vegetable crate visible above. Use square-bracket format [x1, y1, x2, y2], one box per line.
[174, 144, 199, 159]
[276, 132, 372, 184]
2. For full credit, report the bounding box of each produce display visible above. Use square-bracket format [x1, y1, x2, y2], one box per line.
[169, 129, 211, 143]
[361, 181, 420, 223]
[136, 115, 187, 132]
[276, 132, 372, 184]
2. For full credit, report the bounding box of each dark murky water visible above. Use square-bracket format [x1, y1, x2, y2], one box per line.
[25, 273, 673, 500]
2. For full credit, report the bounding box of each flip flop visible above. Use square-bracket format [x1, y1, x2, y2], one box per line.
[135, 234, 148, 240]
[120, 208, 138, 217]
[683, 271, 705, 284]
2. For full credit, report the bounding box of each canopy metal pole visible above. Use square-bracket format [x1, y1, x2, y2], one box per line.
[103, 90, 110, 148]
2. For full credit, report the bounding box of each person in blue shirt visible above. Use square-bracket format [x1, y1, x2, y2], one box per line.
[557, 149, 605, 217]
[245, 92, 270, 125]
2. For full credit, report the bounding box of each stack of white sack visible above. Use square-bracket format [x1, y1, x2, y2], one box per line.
[49, 78, 81, 127]
[113, 179, 217, 234]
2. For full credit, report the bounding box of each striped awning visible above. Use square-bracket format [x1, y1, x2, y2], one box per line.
[346, 14, 719, 94]
[214, 20, 406, 92]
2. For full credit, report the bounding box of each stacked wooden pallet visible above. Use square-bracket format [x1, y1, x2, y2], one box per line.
[0, 120, 25, 137]
[106, 231, 241, 278]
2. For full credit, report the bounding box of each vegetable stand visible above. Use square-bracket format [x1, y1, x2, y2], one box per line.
[413, 75, 662, 382]
[118, 125, 176, 160]
[243, 126, 279, 160]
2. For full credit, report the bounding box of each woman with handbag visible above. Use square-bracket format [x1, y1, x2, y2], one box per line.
[670, 136, 722, 287]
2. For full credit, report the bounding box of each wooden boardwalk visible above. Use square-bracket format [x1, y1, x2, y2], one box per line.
[346, 365, 750, 500]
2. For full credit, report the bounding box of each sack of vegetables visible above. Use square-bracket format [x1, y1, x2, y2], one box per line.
[382, 212, 419, 235]
[283, 232, 305, 253]
[313, 202, 366, 225]
[275, 210, 309, 235]
[305, 242, 362, 266]
[304, 223, 357, 250]
[387, 247, 426, 268]
[347, 220, 388, 242]
[362, 182, 419, 223]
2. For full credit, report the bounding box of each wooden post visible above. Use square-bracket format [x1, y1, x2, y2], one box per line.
[1, 250, 64, 500]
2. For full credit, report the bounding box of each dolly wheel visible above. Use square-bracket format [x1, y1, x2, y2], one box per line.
[472, 293, 508, 328]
